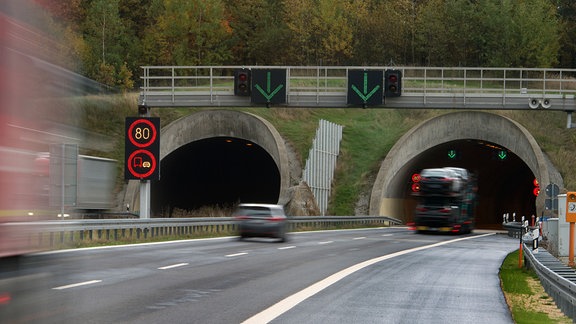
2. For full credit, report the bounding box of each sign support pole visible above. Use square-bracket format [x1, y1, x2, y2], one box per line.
[569, 223, 575, 267]
[139, 105, 151, 219]
[140, 180, 150, 219]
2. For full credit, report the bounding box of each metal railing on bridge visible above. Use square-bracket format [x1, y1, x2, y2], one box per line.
[139, 66, 576, 111]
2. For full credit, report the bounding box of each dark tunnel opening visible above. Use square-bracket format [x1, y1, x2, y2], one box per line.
[151, 137, 280, 216]
[403, 140, 537, 229]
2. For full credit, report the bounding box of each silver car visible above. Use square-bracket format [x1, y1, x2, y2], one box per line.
[233, 204, 288, 242]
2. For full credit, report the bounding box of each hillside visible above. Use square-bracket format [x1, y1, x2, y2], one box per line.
[74, 94, 576, 215]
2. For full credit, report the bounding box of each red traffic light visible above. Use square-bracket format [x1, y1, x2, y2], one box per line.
[411, 183, 421, 192]
[411, 173, 421, 182]
[385, 69, 402, 97]
[234, 69, 251, 96]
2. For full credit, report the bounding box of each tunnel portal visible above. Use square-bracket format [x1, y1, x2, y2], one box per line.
[399, 140, 537, 228]
[370, 111, 562, 229]
[151, 137, 280, 216]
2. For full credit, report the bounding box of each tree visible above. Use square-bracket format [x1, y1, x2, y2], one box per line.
[142, 0, 232, 66]
[414, 0, 477, 66]
[475, 0, 560, 67]
[224, 0, 288, 65]
[556, 0, 576, 68]
[283, 0, 354, 65]
[82, 0, 135, 87]
[348, 0, 412, 65]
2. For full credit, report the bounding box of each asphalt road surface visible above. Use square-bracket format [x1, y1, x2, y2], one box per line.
[1, 228, 518, 323]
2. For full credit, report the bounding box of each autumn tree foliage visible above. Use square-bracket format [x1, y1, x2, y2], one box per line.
[31, 0, 572, 89]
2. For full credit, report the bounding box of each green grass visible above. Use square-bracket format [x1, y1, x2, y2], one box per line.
[500, 250, 536, 295]
[500, 250, 572, 323]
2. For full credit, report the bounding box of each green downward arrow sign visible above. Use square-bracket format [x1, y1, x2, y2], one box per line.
[448, 149, 457, 159]
[254, 71, 284, 102]
[351, 72, 381, 102]
[498, 150, 507, 160]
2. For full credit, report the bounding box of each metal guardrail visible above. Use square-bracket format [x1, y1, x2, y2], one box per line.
[139, 66, 576, 111]
[523, 244, 576, 320]
[7, 216, 401, 248]
[504, 221, 576, 320]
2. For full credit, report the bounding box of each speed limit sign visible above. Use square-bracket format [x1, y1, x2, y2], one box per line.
[125, 117, 160, 180]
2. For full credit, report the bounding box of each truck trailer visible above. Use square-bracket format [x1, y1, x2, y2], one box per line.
[409, 167, 477, 234]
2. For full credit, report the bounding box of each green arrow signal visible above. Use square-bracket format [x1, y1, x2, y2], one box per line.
[448, 149, 457, 159]
[254, 71, 284, 102]
[498, 150, 507, 160]
[351, 72, 381, 102]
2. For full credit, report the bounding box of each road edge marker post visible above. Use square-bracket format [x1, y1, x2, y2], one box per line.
[519, 216, 525, 268]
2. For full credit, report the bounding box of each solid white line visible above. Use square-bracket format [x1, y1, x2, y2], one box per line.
[318, 241, 333, 245]
[241, 233, 494, 324]
[52, 280, 102, 290]
[278, 246, 296, 250]
[226, 252, 248, 257]
[158, 263, 189, 270]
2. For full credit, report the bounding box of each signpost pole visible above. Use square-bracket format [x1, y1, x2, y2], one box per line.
[140, 106, 150, 219]
[570, 223, 575, 267]
[140, 180, 150, 219]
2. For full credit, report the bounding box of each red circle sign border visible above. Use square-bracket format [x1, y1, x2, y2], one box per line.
[128, 119, 157, 148]
[127, 149, 157, 179]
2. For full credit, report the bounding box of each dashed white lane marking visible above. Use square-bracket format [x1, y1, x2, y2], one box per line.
[242, 233, 495, 324]
[382, 234, 394, 237]
[52, 280, 102, 290]
[353, 237, 366, 240]
[158, 263, 189, 270]
[318, 241, 333, 245]
[226, 252, 249, 257]
[278, 246, 296, 250]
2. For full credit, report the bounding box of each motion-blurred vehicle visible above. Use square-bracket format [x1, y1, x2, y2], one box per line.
[410, 167, 477, 234]
[419, 167, 463, 194]
[233, 203, 288, 242]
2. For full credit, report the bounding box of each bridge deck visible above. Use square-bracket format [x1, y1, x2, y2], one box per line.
[139, 66, 576, 111]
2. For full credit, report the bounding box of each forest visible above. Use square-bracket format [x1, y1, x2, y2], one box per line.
[10, 0, 576, 90]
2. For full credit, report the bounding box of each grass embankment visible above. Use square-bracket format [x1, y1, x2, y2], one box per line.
[73, 94, 576, 216]
[500, 250, 571, 323]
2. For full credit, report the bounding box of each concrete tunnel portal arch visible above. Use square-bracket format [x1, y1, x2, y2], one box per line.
[370, 111, 563, 229]
[124, 110, 562, 226]
[125, 110, 291, 216]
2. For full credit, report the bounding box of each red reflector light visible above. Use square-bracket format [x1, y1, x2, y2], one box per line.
[269, 217, 284, 222]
